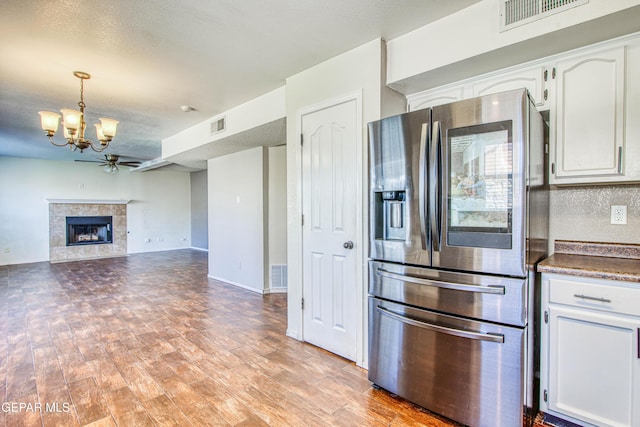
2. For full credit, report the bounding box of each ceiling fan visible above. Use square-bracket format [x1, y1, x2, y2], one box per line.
[75, 154, 141, 173]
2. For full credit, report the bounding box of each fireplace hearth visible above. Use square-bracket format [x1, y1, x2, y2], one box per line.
[66, 216, 113, 246]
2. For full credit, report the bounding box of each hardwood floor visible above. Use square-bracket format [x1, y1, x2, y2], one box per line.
[0, 250, 548, 426]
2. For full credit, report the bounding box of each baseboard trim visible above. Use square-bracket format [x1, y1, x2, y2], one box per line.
[208, 275, 265, 294]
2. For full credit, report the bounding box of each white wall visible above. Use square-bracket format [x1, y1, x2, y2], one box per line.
[208, 147, 266, 292]
[162, 86, 286, 161]
[0, 157, 191, 265]
[190, 169, 208, 250]
[285, 38, 404, 367]
[207, 145, 288, 293]
[267, 145, 287, 268]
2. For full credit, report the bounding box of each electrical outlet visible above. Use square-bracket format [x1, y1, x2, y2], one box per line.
[611, 205, 627, 225]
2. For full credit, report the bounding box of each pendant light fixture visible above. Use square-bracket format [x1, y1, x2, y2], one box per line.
[38, 71, 119, 153]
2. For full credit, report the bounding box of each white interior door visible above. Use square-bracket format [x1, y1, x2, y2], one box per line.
[301, 98, 358, 361]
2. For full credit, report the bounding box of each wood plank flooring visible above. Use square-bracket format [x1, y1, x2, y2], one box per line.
[0, 250, 548, 426]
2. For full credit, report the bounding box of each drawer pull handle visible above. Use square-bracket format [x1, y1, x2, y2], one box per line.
[377, 305, 504, 343]
[573, 294, 611, 303]
[377, 269, 505, 295]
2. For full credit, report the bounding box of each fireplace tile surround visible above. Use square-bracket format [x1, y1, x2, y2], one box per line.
[48, 199, 128, 263]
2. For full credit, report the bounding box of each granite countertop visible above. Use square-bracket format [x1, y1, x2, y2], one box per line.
[537, 240, 640, 283]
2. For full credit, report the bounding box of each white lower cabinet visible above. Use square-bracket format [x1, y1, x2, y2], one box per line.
[541, 274, 640, 427]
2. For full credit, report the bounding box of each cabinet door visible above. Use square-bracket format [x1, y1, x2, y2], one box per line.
[407, 86, 465, 111]
[552, 47, 625, 183]
[472, 66, 548, 108]
[548, 304, 640, 427]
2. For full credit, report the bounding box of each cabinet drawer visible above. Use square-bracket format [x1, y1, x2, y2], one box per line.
[549, 277, 640, 317]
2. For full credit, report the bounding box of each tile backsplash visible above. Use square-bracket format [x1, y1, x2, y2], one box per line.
[549, 184, 640, 252]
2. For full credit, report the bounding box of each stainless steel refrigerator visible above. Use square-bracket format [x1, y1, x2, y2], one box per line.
[368, 89, 548, 427]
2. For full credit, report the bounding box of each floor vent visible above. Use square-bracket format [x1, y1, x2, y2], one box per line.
[500, 0, 588, 31]
[210, 116, 226, 136]
[271, 265, 288, 289]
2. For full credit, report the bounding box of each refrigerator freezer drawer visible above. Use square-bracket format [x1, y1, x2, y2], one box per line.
[369, 260, 528, 326]
[368, 297, 527, 427]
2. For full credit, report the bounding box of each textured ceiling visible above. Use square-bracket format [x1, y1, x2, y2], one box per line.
[0, 0, 481, 166]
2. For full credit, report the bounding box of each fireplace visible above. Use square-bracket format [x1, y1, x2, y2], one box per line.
[66, 216, 113, 246]
[49, 199, 128, 263]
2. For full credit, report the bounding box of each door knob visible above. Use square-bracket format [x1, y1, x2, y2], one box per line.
[343, 241, 354, 250]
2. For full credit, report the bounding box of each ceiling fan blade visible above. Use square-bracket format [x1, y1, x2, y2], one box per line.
[119, 161, 142, 166]
[74, 160, 104, 163]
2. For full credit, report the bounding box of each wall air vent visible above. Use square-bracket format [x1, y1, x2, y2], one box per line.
[210, 116, 226, 136]
[500, 0, 588, 31]
[271, 265, 288, 290]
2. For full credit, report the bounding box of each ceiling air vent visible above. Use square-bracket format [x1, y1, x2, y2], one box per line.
[210, 116, 226, 136]
[500, 0, 588, 31]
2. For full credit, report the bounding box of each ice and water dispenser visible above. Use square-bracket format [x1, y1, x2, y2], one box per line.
[373, 190, 406, 241]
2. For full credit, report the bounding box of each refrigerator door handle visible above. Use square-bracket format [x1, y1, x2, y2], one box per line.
[377, 269, 505, 295]
[419, 122, 429, 250]
[376, 305, 505, 343]
[429, 120, 442, 252]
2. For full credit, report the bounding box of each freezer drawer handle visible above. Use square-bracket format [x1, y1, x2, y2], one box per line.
[377, 269, 505, 295]
[377, 305, 504, 343]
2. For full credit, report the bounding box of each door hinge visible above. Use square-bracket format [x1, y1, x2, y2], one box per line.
[301, 298, 304, 310]
[544, 89, 548, 100]
[300, 134, 303, 146]
[301, 214, 304, 226]
[544, 389, 548, 402]
[552, 67, 556, 79]
[551, 163, 555, 175]
[544, 310, 549, 324]
[544, 69, 548, 81]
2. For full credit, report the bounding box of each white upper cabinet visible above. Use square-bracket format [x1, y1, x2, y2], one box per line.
[471, 66, 549, 109]
[407, 65, 548, 112]
[407, 86, 465, 112]
[403, 34, 640, 185]
[550, 46, 626, 184]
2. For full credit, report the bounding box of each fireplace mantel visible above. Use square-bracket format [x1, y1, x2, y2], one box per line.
[47, 199, 131, 204]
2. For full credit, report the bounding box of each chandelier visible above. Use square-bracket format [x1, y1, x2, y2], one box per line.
[38, 71, 119, 153]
